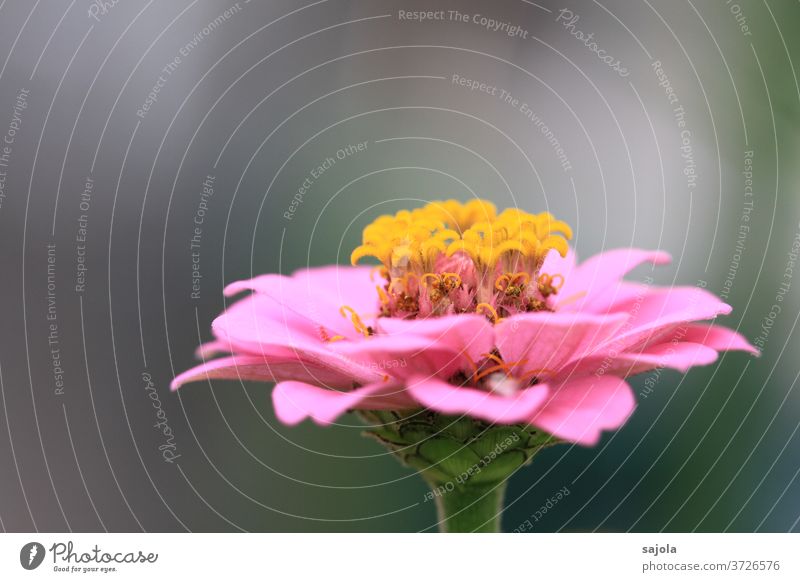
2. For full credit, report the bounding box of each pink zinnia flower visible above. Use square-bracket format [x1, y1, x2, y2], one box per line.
[172, 199, 756, 447]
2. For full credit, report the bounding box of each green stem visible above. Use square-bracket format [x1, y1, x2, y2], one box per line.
[430, 481, 508, 533]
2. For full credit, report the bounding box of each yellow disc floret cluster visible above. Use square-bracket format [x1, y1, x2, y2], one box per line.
[350, 199, 573, 319]
[441, 206, 571, 272]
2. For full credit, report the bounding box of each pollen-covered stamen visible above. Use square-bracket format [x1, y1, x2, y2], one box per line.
[339, 305, 373, 337]
[440, 272, 462, 290]
[421, 272, 461, 298]
[494, 273, 510, 291]
[495, 272, 531, 297]
[537, 273, 564, 297]
[420, 273, 442, 288]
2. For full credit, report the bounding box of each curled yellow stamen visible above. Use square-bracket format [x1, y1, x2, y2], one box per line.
[339, 305, 371, 337]
[441, 272, 462, 288]
[538, 273, 564, 296]
[494, 274, 510, 291]
[495, 271, 531, 292]
[420, 273, 441, 287]
[421, 272, 461, 300]
[510, 272, 531, 285]
[476, 302, 502, 323]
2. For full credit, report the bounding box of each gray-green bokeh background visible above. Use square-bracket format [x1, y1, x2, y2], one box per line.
[0, 0, 798, 532]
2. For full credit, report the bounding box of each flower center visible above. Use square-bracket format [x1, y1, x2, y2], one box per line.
[351, 199, 573, 320]
[448, 351, 556, 395]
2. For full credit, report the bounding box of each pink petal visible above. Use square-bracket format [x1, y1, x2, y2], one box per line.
[494, 311, 629, 378]
[554, 249, 670, 312]
[224, 265, 379, 327]
[570, 282, 652, 314]
[558, 340, 720, 379]
[212, 293, 347, 353]
[596, 287, 732, 353]
[540, 247, 578, 287]
[682, 324, 759, 355]
[361, 313, 495, 376]
[194, 340, 230, 359]
[376, 313, 494, 355]
[170, 352, 382, 391]
[272, 380, 413, 426]
[327, 339, 464, 381]
[211, 268, 391, 368]
[531, 376, 636, 446]
[406, 375, 549, 424]
[171, 356, 281, 390]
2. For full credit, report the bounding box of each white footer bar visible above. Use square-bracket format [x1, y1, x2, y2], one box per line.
[0, 533, 796, 580]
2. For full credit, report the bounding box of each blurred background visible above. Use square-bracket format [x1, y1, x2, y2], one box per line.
[0, 0, 798, 532]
